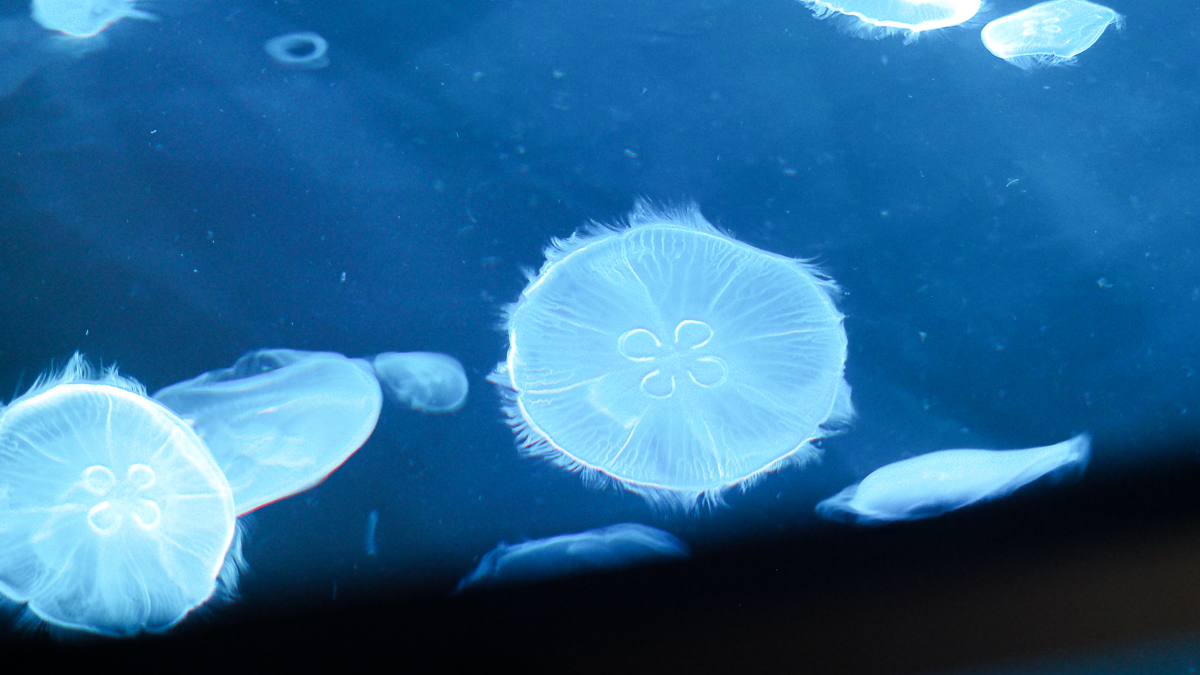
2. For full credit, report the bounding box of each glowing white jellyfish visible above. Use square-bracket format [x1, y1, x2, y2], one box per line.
[264, 32, 330, 70]
[794, 0, 981, 42]
[816, 433, 1092, 524]
[491, 202, 853, 509]
[154, 349, 382, 515]
[372, 351, 469, 413]
[0, 355, 240, 636]
[30, 0, 156, 38]
[456, 523, 690, 592]
[981, 0, 1124, 68]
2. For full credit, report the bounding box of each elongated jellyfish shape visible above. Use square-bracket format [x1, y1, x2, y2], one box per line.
[491, 201, 853, 509]
[816, 433, 1092, 524]
[0, 355, 239, 635]
[373, 351, 469, 413]
[794, 0, 981, 42]
[981, 0, 1124, 69]
[31, 0, 156, 38]
[456, 523, 690, 592]
[154, 349, 382, 515]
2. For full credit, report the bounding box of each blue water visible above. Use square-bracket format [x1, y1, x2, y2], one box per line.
[0, 0, 1195, 634]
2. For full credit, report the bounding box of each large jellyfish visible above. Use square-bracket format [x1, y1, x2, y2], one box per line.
[794, 0, 982, 42]
[0, 355, 239, 636]
[373, 351, 469, 413]
[981, 0, 1124, 69]
[456, 523, 690, 592]
[154, 349, 383, 515]
[30, 0, 156, 39]
[490, 202, 853, 509]
[816, 433, 1092, 524]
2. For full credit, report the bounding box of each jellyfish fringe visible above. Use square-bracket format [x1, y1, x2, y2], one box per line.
[491, 201, 853, 512]
[3, 353, 143, 413]
[0, 353, 249, 638]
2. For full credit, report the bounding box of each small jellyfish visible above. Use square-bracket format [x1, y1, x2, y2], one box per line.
[981, 0, 1124, 69]
[153, 349, 383, 515]
[794, 0, 982, 42]
[30, 0, 156, 38]
[263, 32, 330, 70]
[0, 355, 239, 636]
[491, 201, 853, 509]
[456, 523, 690, 592]
[372, 351, 469, 413]
[816, 433, 1092, 524]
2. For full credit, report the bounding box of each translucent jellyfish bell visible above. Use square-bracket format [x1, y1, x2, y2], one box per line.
[981, 0, 1124, 69]
[0, 355, 238, 636]
[373, 351, 469, 413]
[816, 433, 1092, 524]
[456, 523, 690, 592]
[30, 0, 157, 39]
[491, 202, 853, 509]
[154, 349, 383, 515]
[794, 0, 981, 42]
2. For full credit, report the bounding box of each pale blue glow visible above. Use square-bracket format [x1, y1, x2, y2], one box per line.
[0, 355, 238, 636]
[456, 523, 689, 592]
[981, 0, 1124, 69]
[365, 509, 379, 556]
[373, 351, 469, 413]
[816, 433, 1092, 524]
[30, 0, 156, 38]
[794, 0, 981, 42]
[154, 349, 383, 515]
[490, 202, 853, 509]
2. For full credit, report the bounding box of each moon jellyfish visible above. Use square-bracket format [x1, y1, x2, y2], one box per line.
[981, 0, 1124, 69]
[0, 355, 239, 635]
[373, 351, 469, 413]
[30, 0, 156, 38]
[816, 433, 1092, 524]
[456, 523, 690, 592]
[264, 32, 330, 70]
[490, 202, 853, 509]
[154, 349, 382, 515]
[794, 0, 981, 42]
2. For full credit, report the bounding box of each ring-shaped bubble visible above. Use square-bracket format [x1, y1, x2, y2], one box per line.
[263, 31, 330, 70]
[491, 202, 853, 508]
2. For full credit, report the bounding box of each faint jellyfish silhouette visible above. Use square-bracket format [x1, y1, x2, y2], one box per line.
[0, 18, 50, 100]
[373, 351, 469, 413]
[456, 523, 690, 592]
[264, 32, 330, 70]
[0, 354, 239, 636]
[154, 349, 382, 515]
[490, 202, 853, 509]
[981, 0, 1124, 69]
[816, 433, 1092, 524]
[31, 0, 156, 38]
[794, 0, 981, 42]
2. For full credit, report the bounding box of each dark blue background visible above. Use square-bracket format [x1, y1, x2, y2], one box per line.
[0, 0, 1195, 619]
